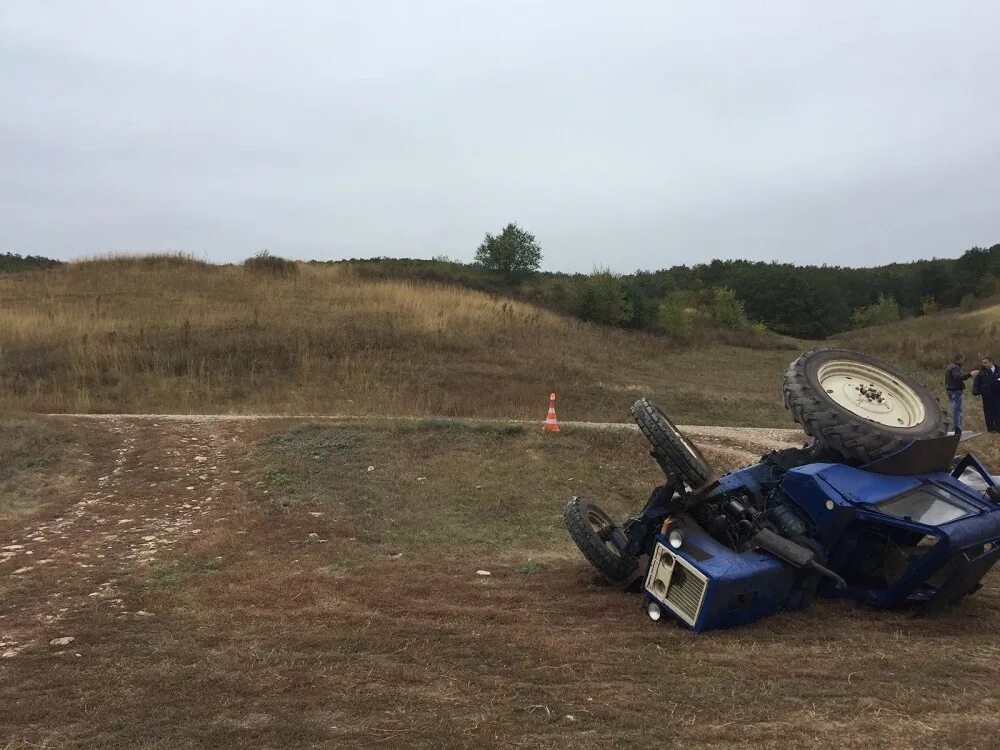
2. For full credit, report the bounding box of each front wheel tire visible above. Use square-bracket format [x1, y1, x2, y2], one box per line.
[564, 497, 637, 582]
[630, 398, 714, 488]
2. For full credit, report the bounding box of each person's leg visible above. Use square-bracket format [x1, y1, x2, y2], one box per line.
[989, 395, 1000, 432]
[982, 395, 993, 432]
[949, 390, 963, 432]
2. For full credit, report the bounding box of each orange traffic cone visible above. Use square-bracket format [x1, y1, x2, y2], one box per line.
[543, 392, 560, 432]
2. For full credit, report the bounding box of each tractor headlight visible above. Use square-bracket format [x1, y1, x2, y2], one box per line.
[668, 529, 685, 549]
[647, 601, 662, 621]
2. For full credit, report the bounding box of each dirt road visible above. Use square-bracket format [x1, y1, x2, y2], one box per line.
[48, 412, 805, 463]
[1, 417, 252, 660]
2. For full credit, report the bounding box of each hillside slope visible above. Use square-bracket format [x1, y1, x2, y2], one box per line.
[0, 257, 801, 425]
[836, 302, 1000, 433]
[839, 302, 1000, 380]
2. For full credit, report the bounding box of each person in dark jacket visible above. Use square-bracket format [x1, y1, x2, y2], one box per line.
[945, 354, 978, 433]
[973, 356, 1000, 432]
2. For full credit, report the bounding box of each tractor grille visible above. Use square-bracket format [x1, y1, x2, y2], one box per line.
[665, 559, 708, 624]
[645, 543, 709, 628]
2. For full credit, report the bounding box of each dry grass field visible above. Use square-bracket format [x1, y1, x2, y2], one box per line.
[839, 302, 1000, 380]
[3, 416, 1000, 749]
[0, 256, 798, 426]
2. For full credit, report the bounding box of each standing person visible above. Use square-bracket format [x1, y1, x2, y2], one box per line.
[973, 356, 1000, 432]
[945, 354, 978, 433]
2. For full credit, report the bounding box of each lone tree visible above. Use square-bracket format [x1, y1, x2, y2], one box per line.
[474, 222, 542, 282]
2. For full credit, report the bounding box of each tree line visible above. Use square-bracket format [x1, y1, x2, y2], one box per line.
[348, 228, 1000, 340]
[0, 252, 63, 273]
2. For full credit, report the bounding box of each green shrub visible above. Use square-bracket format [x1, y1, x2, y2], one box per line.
[707, 287, 749, 329]
[572, 270, 634, 327]
[244, 250, 298, 277]
[851, 294, 901, 328]
[656, 295, 690, 338]
[920, 295, 940, 315]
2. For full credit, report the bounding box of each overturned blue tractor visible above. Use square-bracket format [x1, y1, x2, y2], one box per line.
[565, 349, 1000, 631]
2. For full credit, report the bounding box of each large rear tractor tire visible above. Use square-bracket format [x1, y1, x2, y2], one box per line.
[630, 398, 714, 489]
[564, 497, 637, 582]
[782, 349, 948, 465]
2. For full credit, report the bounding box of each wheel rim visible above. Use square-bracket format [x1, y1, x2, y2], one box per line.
[816, 359, 926, 428]
[586, 508, 624, 557]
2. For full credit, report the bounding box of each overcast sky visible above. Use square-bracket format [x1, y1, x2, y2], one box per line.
[2, 2, 998, 272]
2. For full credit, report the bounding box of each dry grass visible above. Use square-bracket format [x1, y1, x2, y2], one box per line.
[2, 417, 1000, 748]
[0, 256, 801, 425]
[0, 418, 87, 521]
[839, 303, 1000, 376]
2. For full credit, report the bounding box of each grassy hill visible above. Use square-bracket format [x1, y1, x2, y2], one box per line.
[6, 253, 999, 430]
[0, 256, 802, 425]
[839, 301, 1000, 375]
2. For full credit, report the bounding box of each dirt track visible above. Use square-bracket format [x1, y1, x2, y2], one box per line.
[1, 417, 250, 660]
[48, 413, 806, 464]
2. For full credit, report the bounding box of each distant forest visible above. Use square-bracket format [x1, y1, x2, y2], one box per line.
[7, 243, 1000, 340]
[337, 243, 1000, 339]
[0, 252, 63, 273]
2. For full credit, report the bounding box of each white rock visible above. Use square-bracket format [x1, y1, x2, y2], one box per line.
[476, 570, 491, 576]
[194, 456, 208, 462]
[367, 466, 375, 472]
[49, 636, 75, 646]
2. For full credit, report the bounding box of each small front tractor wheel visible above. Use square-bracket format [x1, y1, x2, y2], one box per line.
[631, 398, 714, 489]
[564, 497, 637, 582]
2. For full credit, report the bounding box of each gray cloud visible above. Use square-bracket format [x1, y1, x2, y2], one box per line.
[2, 1, 998, 271]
